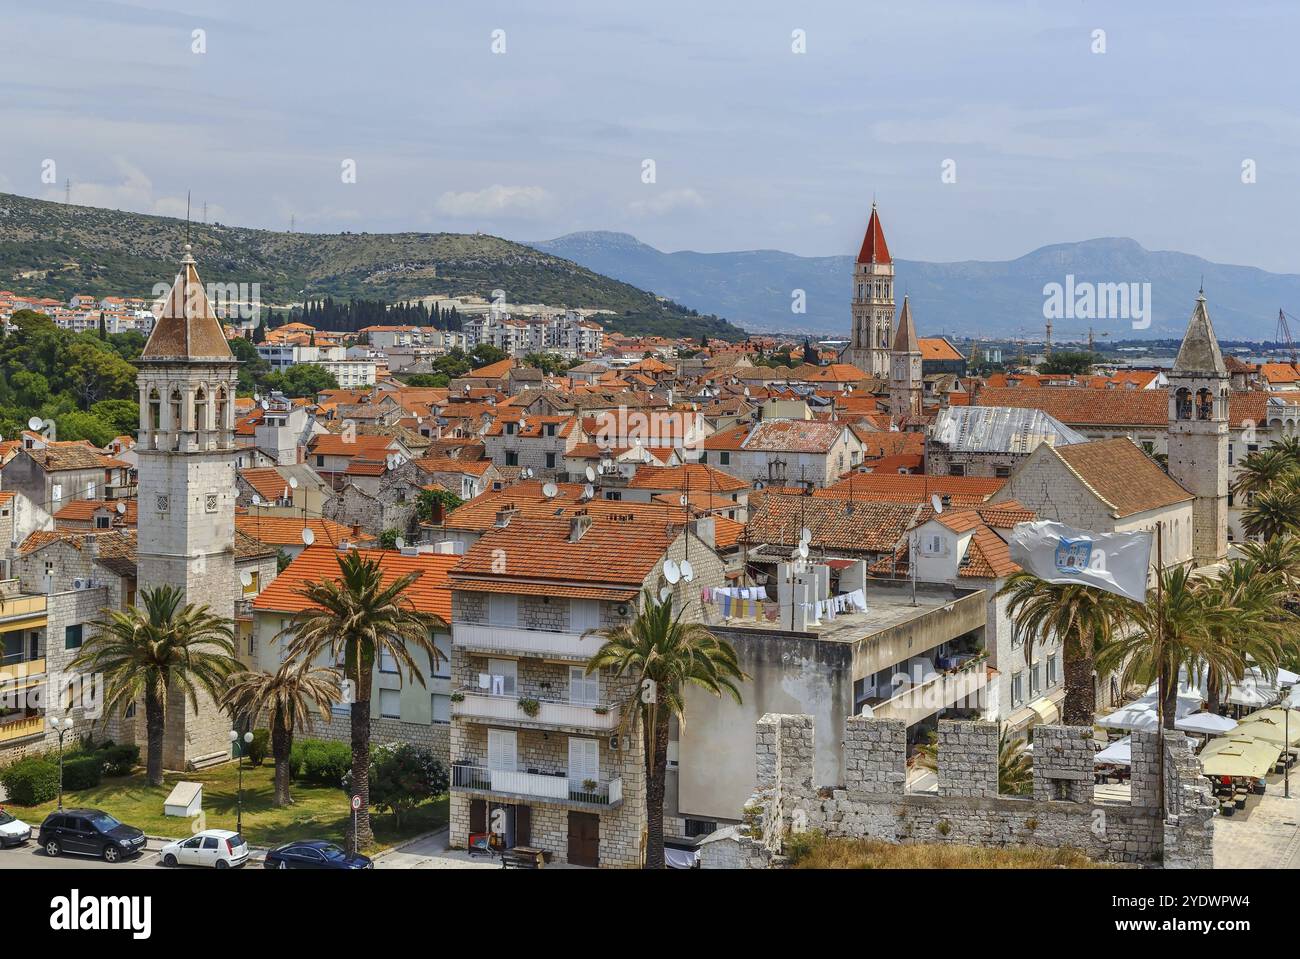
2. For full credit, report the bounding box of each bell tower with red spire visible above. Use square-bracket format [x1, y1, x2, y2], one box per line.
[844, 202, 894, 377]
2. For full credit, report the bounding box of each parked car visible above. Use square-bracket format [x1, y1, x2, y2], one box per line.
[160, 829, 249, 869]
[38, 809, 146, 863]
[264, 839, 372, 870]
[0, 809, 32, 848]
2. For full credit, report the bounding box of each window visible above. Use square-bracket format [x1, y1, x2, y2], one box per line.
[488, 729, 517, 771]
[487, 594, 517, 627]
[921, 534, 944, 555]
[1031, 663, 1043, 697]
[431, 633, 451, 678]
[64, 624, 83, 650]
[1012, 671, 1024, 706]
[568, 737, 599, 785]
[505, 451, 518, 467]
[545, 452, 556, 469]
[948, 464, 965, 477]
[486, 658, 517, 696]
[1227, 442, 1234, 466]
[431, 693, 450, 723]
[379, 688, 401, 719]
[720, 451, 730, 466]
[1047, 653, 1059, 688]
[994, 466, 1011, 479]
[570, 666, 600, 706]
[95, 515, 110, 529]
[570, 599, 600, 632]
[379, 649, 398, 673]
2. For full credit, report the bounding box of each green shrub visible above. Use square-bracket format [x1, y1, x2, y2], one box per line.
[0, 756, 60, 805]
[61, 754, 103, 791]
[292, 739, 351, 786]
[245, 729, 270, 767]
[100, 744, 140, 777]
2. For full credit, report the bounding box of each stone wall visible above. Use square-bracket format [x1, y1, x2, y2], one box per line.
[701, 713, 1215, 869]
[307, 709, 450, 764]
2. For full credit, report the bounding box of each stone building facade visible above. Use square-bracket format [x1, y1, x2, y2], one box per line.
[700, 713, 1215, 869]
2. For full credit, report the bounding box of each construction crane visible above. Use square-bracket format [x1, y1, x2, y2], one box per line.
[1276, 309, 1299, 367]
[1057, 328, 1111, 356]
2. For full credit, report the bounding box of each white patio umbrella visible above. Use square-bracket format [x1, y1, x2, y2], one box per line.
[1099, 689, 1202, 732]
[1095, 737, 1132, 765]
[1175, 712, 1238, 735]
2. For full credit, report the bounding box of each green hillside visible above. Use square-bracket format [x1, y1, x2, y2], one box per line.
[0, 192, 746, 340]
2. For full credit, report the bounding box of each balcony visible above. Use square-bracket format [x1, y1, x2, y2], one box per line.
[0, 714, 46, 744]
[0, 593, 49, 624]
[453, 622, 604, 661]
[866, 662, 991, 726]
[0, 655, 47, 689]
[451, 763, 623, 807]
[452, 689, 619, 731]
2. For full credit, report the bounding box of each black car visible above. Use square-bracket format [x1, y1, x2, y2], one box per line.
[264, 839, 372, 870]
[39, 809, 146, 863]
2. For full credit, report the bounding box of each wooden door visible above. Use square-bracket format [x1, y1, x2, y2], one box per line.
[567, 811, 599, 867]
[515, 805, 531, 847]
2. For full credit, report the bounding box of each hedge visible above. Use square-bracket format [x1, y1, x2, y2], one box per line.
[0, 756, 60, 805]
[61, 754, 103, 791]
[290, 739, 352, 787]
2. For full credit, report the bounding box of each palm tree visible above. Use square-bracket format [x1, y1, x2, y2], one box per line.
[221, 658, 341, 806]
[1232, 446, 1297, 500]
[1098, 566, 1240, 729]
[585, 588, 745, 869]
[1241, 479, 1300, 541]
[912, 724, 1032, 795]
[72, 585, 237, 786]
[998, 573, 1136, 726]
[1237, 535, 1300, 588]
[1199, 561, 1289, 712]
[283, 551, 444, 847]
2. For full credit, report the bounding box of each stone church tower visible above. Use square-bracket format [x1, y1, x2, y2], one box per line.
[888, 295, 923, 419]
[843, 203, 894, 377]
[136, 247, 240, 768]
[1167, 290, 1229, 566]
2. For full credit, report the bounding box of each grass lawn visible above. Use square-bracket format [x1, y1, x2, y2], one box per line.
[12, 761, 448, 853]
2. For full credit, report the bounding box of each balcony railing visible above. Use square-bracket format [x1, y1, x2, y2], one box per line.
[452, 689, 619, 730]
[453, 622, 604, 659]
[0, 594, 49, 621]
[868, 665, 991, 726]
[0, 714, 46, 744]
[0, 656, 47, 686]
[452, 763, 622, 806]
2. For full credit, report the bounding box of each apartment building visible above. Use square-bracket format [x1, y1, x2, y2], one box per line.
[445, 513, 725, 867]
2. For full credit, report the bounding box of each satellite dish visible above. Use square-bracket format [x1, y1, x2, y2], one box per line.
[239, 570, 253, 587]
[394, 536, 405, 550]
[681, 560, 695, 583]
[584, 466, 596, 482]
[659, 586, 673, 603]
[664, 559, 681, 584]
[116, 502, 127, 515]
[253, 392, 261, 402]
[800, 527, 812, 545]
[301, 527, 316, 546]
[27, 416, 42, 432]
[261, 399, 270, 411]
[797, 542, 809, 559]
[931, 493, 944, 515]
[542, 482, 558, 499]
[251, 493, 262, 506]
[288, 477, 299, 489]
[583, 484, 595, 499]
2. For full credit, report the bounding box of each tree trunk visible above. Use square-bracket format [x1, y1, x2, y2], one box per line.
[642, 708, 670, 869]
[1061, 646, 1096, 726]
[350, 695, 373, 848]
[1207, 666, 1222, 714]
[1161, 664, 1178, 730]
[144, 687, 166, 787]
[271, 707, 292, 807]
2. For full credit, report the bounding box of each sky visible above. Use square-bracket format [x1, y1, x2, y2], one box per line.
[3, 0, 1299, 272]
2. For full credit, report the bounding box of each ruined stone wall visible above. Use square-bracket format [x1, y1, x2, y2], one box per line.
[701, 714, 1215, 869]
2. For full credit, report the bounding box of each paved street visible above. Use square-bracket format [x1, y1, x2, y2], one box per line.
[1214, 773, 1300, 869]
[0, 840, 166, 870]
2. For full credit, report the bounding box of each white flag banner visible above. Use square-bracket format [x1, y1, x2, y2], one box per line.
[1007, 521, 1152, 602]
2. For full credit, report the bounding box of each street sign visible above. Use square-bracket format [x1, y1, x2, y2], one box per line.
[351, 794, 362, 811]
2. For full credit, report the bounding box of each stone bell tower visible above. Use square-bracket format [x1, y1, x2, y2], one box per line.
[888, 296, 923, 419]
[136, 246, 240, 768]
[844, 203, 894, 378]
[1167, 290, 1229, 566]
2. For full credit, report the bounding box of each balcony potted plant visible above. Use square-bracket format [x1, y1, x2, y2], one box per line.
[517, 697, 541, 718]
[449, 691, 465, 703]
[581, 778, 598, 794]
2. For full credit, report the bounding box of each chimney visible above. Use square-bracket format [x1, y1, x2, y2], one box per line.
[83, 533, 99, 562]
[494, 505, 518, 528]
[569, 513, 593, 543]
[689, 516, 715, 551]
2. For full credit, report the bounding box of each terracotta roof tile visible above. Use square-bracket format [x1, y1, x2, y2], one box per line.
[253, 546, 455, 622]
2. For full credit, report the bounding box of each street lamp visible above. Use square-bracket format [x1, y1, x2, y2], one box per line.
[49, 717, 73, 810]
[229, 729, 254, 834]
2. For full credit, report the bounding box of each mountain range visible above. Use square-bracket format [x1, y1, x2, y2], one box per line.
[529, 231, 1300, 343]
[0, 192, 746, 341]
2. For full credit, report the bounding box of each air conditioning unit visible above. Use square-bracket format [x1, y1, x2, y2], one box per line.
[608, 735, 620, 751]
[72, 578, 87, 590]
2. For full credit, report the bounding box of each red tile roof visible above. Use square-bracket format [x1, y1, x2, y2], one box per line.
[856, 205, 891, 265]
[252, 546, 456, 622]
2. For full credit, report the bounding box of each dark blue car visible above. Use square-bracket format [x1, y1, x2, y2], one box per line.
[264, 839, 372, 870]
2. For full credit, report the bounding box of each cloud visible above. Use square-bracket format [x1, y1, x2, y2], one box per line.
[434, 184, 556, 219]
[628, 187, 705, 217]
[35, 159, 226, 221]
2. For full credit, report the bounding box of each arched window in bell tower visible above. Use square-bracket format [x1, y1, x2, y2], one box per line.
[1175, 387, 1192, 420]
[1196, 388, 1213, 420]
[194, 386, 208, 432]
[215, 387, 228, 431]
[169, 388, 183, 431]
[147, 388, 161, 433]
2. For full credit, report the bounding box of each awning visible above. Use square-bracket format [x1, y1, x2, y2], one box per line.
[1234, 708, 1300, 746]
[1175, 712, 1238, 735]
[1029, 697, 1060, 726]
[1200, 736, 1281, 779]
[1095, 736, 1132, 765]
[664, 847, 698, 870]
